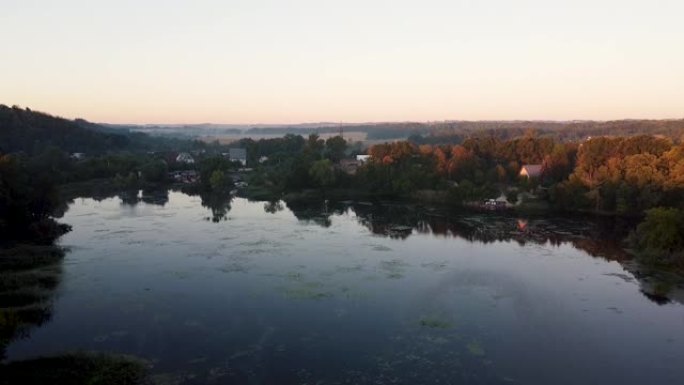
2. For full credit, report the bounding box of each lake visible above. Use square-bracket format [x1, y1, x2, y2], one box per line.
[4, 190, 684, 384]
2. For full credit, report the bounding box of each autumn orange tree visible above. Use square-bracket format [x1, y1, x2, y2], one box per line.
[563, 136, 684, 213]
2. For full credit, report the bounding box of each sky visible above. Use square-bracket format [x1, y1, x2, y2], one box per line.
[1, 0, 683, 124]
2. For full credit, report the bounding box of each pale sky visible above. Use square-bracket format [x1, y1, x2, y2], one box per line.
[1, 0, 683, 124]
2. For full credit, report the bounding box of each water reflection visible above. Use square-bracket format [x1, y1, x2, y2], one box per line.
[284, 199, 335, 227]
[119, 189, 170, 207]
[278, 198, 684, 305]
[4, 191, 683, 384]
[141, 189, 169, 206]
[0, 246, 64, 360]
[263, 201, 284, 214]
[199, 192, 233, 222]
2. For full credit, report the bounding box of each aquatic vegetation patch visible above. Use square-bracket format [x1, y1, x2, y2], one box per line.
[218, 263, 249, 273]
[466, 340, 486, 356]
[379, 259, 409, 279]
[92, 330, 129, 344]
[285, 271, 304, 281]
[420, 261, 449, 272]
[421, 333, 459, 345]
[282, 281, 333, 300]
[0, 268, 60, 293]
[419, 316, 454, 329]
[0, 287, 53, 308]
[0, 352, 149, 385]
[334, 264, 364, 273]
[170, 271, 191, 279]
[0, 246, 64, 359]
[0, 305, 52, 336]
[338, 286, 369, 300]
[0, 245, 65, 271]
[357, 330, 498, 384]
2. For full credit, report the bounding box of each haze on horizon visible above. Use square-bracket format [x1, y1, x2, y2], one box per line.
[1, 0, 683, 125]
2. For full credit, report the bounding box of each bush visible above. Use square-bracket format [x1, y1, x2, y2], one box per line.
[628, 207, 684, 267]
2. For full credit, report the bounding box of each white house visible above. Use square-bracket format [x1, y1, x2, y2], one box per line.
[175, 152, 195, 164]
[356, 154, 371, 163]
[229, 148, 247, 166]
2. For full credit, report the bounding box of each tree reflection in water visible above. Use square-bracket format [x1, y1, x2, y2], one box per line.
[200, 192, 233, 223]
[284, 198, 684, 305]
[263, 200, 284, 214]
[284, 199, 337, 228]
[0, 246, 64, 361]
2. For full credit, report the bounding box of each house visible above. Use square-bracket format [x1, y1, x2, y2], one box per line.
[228, 148, 247, 166]
[356, 154, 371, 163]
[338, 159, 360, 175]
[169, 170, 199, 184]
[482, 194, 509, 210]
[519, 164, 543, 179]
[175, 152, 195, 164]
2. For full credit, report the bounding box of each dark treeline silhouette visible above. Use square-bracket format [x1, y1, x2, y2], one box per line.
[0, 104, 200, 156]
[0, 105, 130, 155]
[0, 154, 69, 244]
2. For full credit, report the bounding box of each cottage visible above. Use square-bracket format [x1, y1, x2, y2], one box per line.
[228, 148, 247, 166]
[519, 164, 543, 179]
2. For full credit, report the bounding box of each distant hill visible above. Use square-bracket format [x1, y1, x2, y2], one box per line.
[0, 105, 193, 155]
[138, 119, 684, 143]
[3, 104, 683, 152]
[0, 105, 135, 155]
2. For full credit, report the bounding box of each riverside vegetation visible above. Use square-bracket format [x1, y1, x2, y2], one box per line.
[2, 105, 684, 270]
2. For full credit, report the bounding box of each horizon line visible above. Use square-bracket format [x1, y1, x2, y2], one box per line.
[4, 104, 684, 127]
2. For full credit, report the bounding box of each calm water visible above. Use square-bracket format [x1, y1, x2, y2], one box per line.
[5, 191, 684, 384]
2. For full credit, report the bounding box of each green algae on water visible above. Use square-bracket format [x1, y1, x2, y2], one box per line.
[466, 340, 486, 356]
[419, 316, 453, 329]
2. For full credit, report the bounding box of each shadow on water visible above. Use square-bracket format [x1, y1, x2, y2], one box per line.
[0, 245, 64, 362]
[284, 198, 684, 305]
